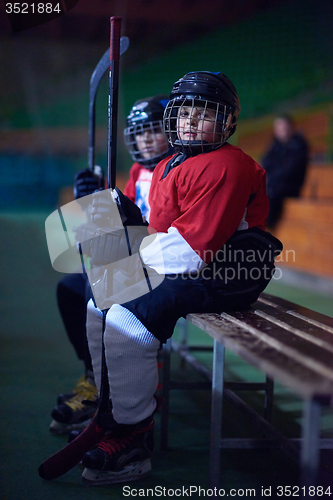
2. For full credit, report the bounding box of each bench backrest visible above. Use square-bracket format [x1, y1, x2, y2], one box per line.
[301, 165, 333, 199]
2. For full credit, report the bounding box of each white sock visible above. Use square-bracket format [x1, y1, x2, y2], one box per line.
[86, 299, 104, 393]
[104, 304, 160, 425]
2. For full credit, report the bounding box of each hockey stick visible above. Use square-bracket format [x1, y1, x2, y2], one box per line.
[107, 17, 121, 190]
[76, 36, 129, 258]
[88, 36, 129, 172]
[76, 35, 129, 271]
[38, 17, 123, 481]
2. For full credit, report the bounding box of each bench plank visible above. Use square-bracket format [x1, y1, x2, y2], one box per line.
[226, 310, 333, 383]
[255, 302, 333, 346]
[187, 312, 333, 397]
[258, 293, 333, 328]
[186, 295, 333, 399]
[229, 310, 333, 365]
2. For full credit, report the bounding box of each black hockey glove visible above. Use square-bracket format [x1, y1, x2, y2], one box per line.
[91, 187, 147, 227]
[74, 166, 104, 199]
[114, 187, 148, 227]
[89, 225, 148, 267]
[91, 189, 114, 227]
[73, 221, 99, 256]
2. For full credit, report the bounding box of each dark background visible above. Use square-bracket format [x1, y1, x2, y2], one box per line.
[1, 0, 332, 209]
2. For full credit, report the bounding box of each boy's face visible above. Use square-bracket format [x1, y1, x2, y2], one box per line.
[135, 125, 168, 160]
[177, 105, 221, 145]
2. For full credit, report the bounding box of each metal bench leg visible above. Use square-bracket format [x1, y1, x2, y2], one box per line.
[209, 340, 225, 491]
[179, 317, 189, 369]
[300, 397, 321, 488]
[179, 317, 189, 345]
[264, 376, 274, 422]
[160, 339, 171, 450]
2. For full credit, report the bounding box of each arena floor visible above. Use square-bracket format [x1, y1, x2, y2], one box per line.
[1, 211, 333, 499]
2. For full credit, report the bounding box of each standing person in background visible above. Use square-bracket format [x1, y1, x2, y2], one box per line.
[261, 114, 309, 229]
[49, 95, 171, 435]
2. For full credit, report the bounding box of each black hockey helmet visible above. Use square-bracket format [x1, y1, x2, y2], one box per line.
[124, 95, 170, 168]
[164, 71, 241, 155]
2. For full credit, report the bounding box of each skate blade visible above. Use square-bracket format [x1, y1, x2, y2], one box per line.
[49, 418, 92, 435]
[82, 459, 152, 486]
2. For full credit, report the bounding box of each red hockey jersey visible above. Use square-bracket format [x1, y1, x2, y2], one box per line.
[148, 144, 269, 264]
[124, 162, 153, 222]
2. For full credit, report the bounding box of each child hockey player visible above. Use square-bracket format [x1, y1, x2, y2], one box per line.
[80, 71, 283, 485]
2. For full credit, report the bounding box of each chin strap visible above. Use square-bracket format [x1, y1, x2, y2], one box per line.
[173, 139, 225, 157]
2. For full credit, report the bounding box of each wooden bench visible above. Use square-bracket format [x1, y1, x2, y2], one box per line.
[160, 292, 333, 491]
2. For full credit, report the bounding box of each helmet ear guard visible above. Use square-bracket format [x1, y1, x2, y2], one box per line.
[164, 72, 240, 156]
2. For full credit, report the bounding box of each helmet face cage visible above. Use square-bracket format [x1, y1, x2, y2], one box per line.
[124, 95, 170, 168]
[164, 97, 233, 156]
[124, 120, 169, 167]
